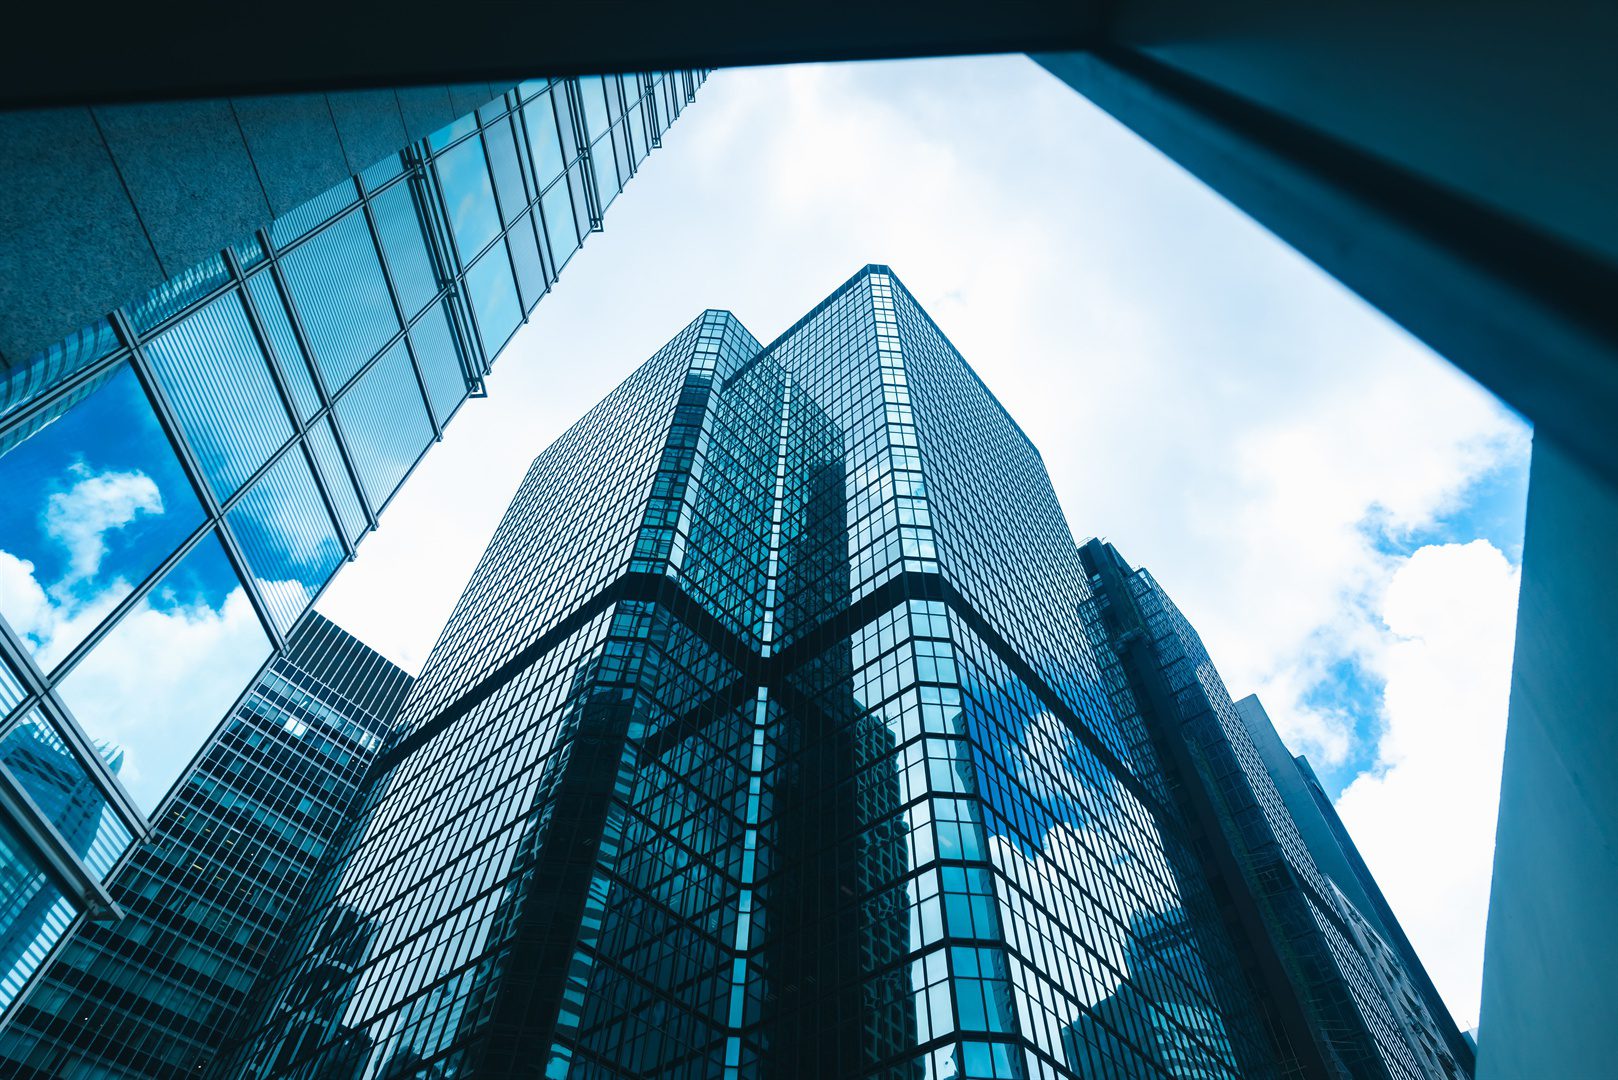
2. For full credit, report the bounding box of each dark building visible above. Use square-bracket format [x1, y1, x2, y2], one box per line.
[0, 71, 707, 1006]
[0, 612, 409, 1076]
[215, 267, 1330, 1079]
[1079, 540, 1471, 1079]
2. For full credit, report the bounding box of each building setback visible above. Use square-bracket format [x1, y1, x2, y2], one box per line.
[0, 613, 409, 1076]
[0, 70, 707, 1013]
[209, 267, 1466, 1079]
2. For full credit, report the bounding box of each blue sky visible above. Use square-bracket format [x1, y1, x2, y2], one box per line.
[301, 56, 1528, 1030]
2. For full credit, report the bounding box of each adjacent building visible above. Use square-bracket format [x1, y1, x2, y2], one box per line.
[1079, 539, 1471, 1079]
[0, 612, 409, 1076]
[215, 267, 1304, 1079]
[0, 71, 708, 1011]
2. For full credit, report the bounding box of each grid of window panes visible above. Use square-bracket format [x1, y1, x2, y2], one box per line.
[215, 268, 1338, 1080]
[0, 69, 705, 1013]
[0, 614, 409, 1079]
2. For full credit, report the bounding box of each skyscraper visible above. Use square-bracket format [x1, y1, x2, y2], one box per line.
[0, 71, 708, 1005]
[0, 612, 410, 1075]
[215, 267, 1302, 1079]
[1079, 540, 1471, 1079]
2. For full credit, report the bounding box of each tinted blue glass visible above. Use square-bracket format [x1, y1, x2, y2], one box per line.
[361, 151, 407, 193]
[591, 136, 620, 213]
[244, 270, 322, 420]
[567, 162, 591, 236]
[484, 117, 527, 226]
[410, 302, 468, 425]
[126, 255, 230, 337]
[0, 319, 120, 424]
[145, 291, 294, 500]
[435, 134, 501, 264]
[578, 75, 611, 141]
[465, 247, 522, 357]
[268, 177, 360, 250]
[55, 531, 270, 812]
[371, 182, 439, 319]
[279, 211, 399, 392]
[540, 180, 579, 270]
[0, 709, 131, 877]
[0, 658, 22, 718]
[0, 364, 202, 670]
[226, 449, 344, 634]
[0, 818, 74, 1014]
[333, 341, 432, 509]
[427, 113, 477, 153]
[508, 213, 546, 310]
[308, 418, 369, 544]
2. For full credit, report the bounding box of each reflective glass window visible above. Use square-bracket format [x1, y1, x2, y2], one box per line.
[410, 303, 469, 425]
[226, 449, 344, 634]
[552, 84, 579, 165]
[333, 341, 432, 510]
[427, 113, 477, 153]
[245, 271, 321, 421]
[54, 531, 270, 812]
[371, 182, 440, 319]
[144, 291, 294, 500]
[465, 247, 522, 357]
[268, 176, 360, 250]
[361, 151, 407, 193]
[434, 134, 501, 265]
[508, 214, 546, 311]
[279, 211, 399, 392]
[578, 75, 611, 142]
[567, 162, 591, 237]
[0, 364, 203, 671]
[127, 255, 230, 337]
[308, 418, 369, 544]
[0, 319, 120, 425]
[0, 660, 21, 719]
[484, 118, 528, 227]
[0, 817, 74, 1014]
[0, 709, 132, 877]
[592, 137, 621, 212]
[523, 94, 567, 188]
[540, 180, 579, 271]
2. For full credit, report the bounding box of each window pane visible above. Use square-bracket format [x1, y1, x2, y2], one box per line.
[484, 117, 527, 227]
[411, 302, 469, 426]
[578, 75, 610, 142]
[592, 136, 621, 212]
[269, 176, 359, 250]
[334, 341, 432, 510]
[465, 247, 522, 358]
[308, 418, 368, 544]
[435, 134, 501, 265]
[523, 94, 567, 188]
[371, 181, 439, 319]
[567, 162, 591, 237]
[508, 214, 546, 311]
[55, 530, 271, 812]
[226, 449, 344, 634]
[0, 364, 203, 670]
[0, 658, 22, 719]
[144, 291, 294, 500]
[0, 817, 75, 1014]
[0, 709, 132, 877]
[280, 211, 399, 393]
[541, 180, 579, 272]
[0, 319, 120, 426]
[245, 271, 321, 421]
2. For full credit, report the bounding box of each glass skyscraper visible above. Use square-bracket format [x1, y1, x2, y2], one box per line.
[211, 266, 1414, 1079]
[0, 71, 707, 1010]
[0, 612, 410, 1076]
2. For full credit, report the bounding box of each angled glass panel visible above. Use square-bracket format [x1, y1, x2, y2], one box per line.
[269, 176, 360, 250]
[434, 133, 501, 265]
[592, 137, 621, 213]
[279, 210, 399, 393]
[226, 449, 344, 635]
[0, 319, 120, 427]
[54, 530, 271, 812]
[410, 302, 469, 426]
[540, 180, 579, 272]
[552, 83, 580, 166]
[0, 709, 131, 877]
[578, 75, 610, 142]
[144, 291, 294, 500]
[333, 341, 432, 510]
[307, 418, 368, 545]
[627, 102, 648, 166]
[427, 113, 477, 154]
[0, 658, 22, 719]
[0, 364, 203, 671]
[465, 247, 522, 358]
[567, 162, 591, 236]
[484, 117, 527, 227]
[0, 817, 74, 1015]
[245, 270, 322, 421]
[371, 181, 440, 320]
[508, 213, 546, 312]
[126, 255, 230, 338]
[361, 151, 407, 193]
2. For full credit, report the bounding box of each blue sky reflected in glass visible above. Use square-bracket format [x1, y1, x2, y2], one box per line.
[0, 365, 201, 672]
[54, 530, 270, 811]
[436, 134, 501, 265]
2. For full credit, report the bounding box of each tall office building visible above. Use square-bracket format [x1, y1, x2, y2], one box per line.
[0, 612, 409, 1076]
[1079, 540, 1471, 1079]
[0, 71, 708, 1009]
[216, 267, 1305, 1079]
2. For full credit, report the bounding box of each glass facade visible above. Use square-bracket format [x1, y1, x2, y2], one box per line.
[0, 613, 410, 1077]
[213, 268, 1325, 1079]
[0, 71, 707, 1012]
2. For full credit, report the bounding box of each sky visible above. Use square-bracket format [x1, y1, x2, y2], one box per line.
[315, 56, 1530, 1030]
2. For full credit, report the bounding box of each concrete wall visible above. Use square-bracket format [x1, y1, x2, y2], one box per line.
[0, 83, 510, 367]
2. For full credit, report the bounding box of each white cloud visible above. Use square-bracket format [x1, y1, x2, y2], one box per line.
[0, 550, 52, 643]
[42, 464, 162, 587]
[1334, 541, 1520, 1030]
